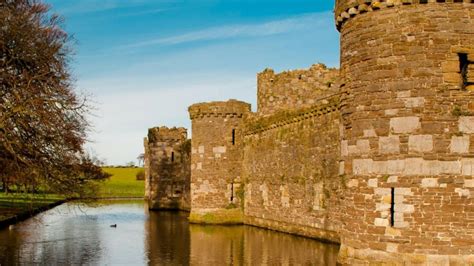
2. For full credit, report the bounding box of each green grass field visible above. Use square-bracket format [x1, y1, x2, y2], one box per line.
[0, 167, 144, 223]
[97, 167, 145, 198]
[0, 193, 65, 221]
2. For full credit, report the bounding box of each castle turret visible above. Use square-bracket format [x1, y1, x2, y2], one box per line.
[145, 127, 190, 210]
[336, 1, 474, 264]
[188, 99, 251, 224]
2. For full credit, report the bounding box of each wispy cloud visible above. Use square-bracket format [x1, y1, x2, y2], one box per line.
[55, 0, 164, 15]
[116, 8, 168, 17]
[122, 12, 330, 49]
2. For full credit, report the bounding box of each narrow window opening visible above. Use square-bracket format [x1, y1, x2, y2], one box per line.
[390, 187, 395, 227]
[171, 151, 175, 162]
[460, 53, 469, 90]
[230, 183, 234, 202]
[232, 129, 236, 145]
[459, 53, 474, 90]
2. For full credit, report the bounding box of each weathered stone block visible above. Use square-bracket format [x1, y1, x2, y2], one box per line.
[212, 146, 227, 154]
[454, 188, 471, 197]
[353, 159, 373, 175]
[465, 179, 474, 188]
[459, 116, 474, 133]
[403, 97, 425, 108]
[374, 218, 389, 227]
[450, 136, 470, 154]
[421, 178, 438, 188]
[379, 136, 400, 154]
[408, 135, 433, 153]
[461, 159, 474, 176]
[363, 129, 377, 138]
[356, 139, 371, 154]
[394, 204, 414, 214]
[390, 117, 420, 134]
[368, 178, 378, 188]
[198, 145, 205, 154]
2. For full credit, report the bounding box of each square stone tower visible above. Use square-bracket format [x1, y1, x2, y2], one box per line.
[188, 100, 251, 224]
[144, 127, 191, 210]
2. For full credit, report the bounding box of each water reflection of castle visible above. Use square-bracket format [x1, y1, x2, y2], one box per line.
[144, 211, 338, 265]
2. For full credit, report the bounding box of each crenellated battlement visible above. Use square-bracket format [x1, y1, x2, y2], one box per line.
[257, 63, 340, 116]
[188, 99, 251, 120]
[245, 94, 340, 135]
[335, 0, 474, 31]
[147, 126, 187, 143]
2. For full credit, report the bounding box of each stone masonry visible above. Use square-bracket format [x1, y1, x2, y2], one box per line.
[145, 1, 474, 264]
[144, 127, 190, 210]
[188, 100, 251, 224]
[336, 1, 474, 264]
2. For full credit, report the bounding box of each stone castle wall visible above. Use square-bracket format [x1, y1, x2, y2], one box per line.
[336, 1, 474, 264]
[242, 94, 343, 243]
[257, 64, 339, 116]
[144, 1, 474, 264]
[188, 100, 251, 224]
[144, 127, 191, 210]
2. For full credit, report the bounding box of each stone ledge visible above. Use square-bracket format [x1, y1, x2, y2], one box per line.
[335, 1, 474, 31]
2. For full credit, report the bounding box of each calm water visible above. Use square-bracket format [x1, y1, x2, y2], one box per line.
[0, 200, 339, 265]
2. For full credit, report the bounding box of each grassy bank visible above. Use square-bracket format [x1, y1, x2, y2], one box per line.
[97, 167, 145, 198]
[0, 193, 65, 225]
[0, 167, 144, 226]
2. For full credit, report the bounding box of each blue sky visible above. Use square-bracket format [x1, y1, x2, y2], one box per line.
[46, 0, 340, 165]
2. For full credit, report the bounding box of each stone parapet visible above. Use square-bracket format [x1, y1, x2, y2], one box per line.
[245, 94, 340, 135]
[148, 126, 187, 142]
[188, 99, 251, 120]
[335, 0, 474, 31]
[257, 64, 339, 116]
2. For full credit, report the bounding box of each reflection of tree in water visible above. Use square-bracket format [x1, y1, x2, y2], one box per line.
[0, 228, 22, 264]
[145, 211, 190, 265]
[0, 204, 104, 265]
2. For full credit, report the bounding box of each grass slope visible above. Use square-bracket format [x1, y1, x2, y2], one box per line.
[98, 167, 145, 198]
[0, 193, 64, 221]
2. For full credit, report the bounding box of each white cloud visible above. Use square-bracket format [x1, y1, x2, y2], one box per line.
[122, 12, 330, 48]
[83, 74, 256, 165]
[56, 0, 164, 15]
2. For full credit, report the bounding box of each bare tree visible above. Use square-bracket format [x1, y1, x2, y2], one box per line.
[0, 0, 110, 196]
[137, 153, 145, 167]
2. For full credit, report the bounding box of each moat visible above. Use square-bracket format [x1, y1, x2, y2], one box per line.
[0, 200, 339, 265]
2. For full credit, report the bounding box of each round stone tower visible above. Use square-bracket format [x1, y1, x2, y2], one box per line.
[336, 1, 474, 264]
[188, 99, 251, 224]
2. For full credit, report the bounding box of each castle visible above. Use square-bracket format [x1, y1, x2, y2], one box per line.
[144, 1, 474, 264]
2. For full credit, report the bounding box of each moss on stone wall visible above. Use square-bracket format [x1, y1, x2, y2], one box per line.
[244, 95, 340, 135]
[189, 209, 243, 225]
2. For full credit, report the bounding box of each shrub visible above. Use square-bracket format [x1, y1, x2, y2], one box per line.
[136, 170, 145, 181]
